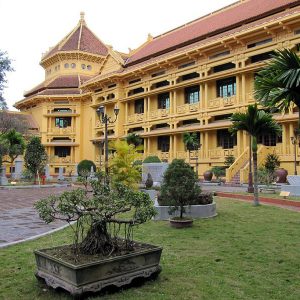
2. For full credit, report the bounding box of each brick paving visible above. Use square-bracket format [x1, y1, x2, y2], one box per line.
[0, 186, 73, 247]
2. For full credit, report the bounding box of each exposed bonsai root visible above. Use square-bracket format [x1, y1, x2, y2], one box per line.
[80, 221, 113, 255]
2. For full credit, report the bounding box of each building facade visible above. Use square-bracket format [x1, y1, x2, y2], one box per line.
[14, 1, 300, 183]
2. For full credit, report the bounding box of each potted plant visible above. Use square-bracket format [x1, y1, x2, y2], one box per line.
[160, 159, 201, 228]
[34, 179, 162, 297]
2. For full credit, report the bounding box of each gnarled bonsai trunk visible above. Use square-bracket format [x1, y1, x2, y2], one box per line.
[80, 220, 113, 255]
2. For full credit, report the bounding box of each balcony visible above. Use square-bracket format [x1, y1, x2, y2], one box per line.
[208, 96, 236, 109]
[128, 113, 144, 124]
[50, 156, 72, 164]
[149, 109, 170, 120]
[49, 127, 74, 134]
[176, 103, 200, 115]
[208, 148, 237, 159]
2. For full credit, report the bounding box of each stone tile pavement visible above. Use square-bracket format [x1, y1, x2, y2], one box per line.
[0, 186, 73, 247]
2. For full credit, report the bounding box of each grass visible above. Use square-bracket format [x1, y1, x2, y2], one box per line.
[0, 198, 300, 300]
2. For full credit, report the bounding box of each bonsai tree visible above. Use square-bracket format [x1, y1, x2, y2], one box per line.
[160, 159, 201, 219]
[24, 136, 47, 184]
[35, 180, 157, 256]
[230, 104, 281, 206]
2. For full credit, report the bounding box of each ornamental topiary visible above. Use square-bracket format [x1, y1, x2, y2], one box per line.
[143, 156, 161, 163]
[160, 159, 201, 219]
[77, 160, 96, 177]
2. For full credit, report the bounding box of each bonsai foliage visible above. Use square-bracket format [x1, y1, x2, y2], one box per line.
[160, 159, 201, 219]
[254, 49, 300, 132]
[109, 140, 141, 189]
[143, 155, 161, 163]
[24, 136, 47, 184]
[230, 104, 281, 206]
[77, 159, 96, 178]
[35, 181, 156, 256]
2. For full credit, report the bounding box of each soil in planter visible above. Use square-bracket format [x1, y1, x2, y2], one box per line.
[171, 216, 193, 221]
[42, 240, 156, 266]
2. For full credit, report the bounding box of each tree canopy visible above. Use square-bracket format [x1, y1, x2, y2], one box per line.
[254, 49, 300, 131]
[0, 50, 14, 110]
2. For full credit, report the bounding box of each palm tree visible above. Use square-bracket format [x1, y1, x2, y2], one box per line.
[125, 133, 143, 148]
[254, 49, 300, 132]
[183, 132, 200, 161]
[229, 104, 281, 206]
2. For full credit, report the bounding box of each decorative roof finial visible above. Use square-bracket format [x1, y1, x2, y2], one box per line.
[80, 12, 86, 24]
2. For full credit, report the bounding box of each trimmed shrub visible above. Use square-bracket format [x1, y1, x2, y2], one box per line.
[158, 192, 213, 206]
[77, 160, 96, 177]
[143, 156, 161, 163]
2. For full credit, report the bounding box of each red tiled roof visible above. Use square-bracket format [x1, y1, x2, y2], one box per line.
[126, 0, 300, 66]
[24, 75, 92, 97]
[42, 18, 108, 61]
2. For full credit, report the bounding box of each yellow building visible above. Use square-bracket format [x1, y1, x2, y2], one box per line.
[14, 1, 300, 183]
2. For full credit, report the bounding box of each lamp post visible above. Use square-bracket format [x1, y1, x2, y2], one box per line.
[290, 136, 298, 175]
[96, 105, 119, 184]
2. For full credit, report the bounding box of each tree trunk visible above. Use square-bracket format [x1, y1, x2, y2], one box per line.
[80, 220, 113, 255]
[252, 136, 259, 206]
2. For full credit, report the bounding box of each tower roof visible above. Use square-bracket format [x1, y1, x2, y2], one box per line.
[41, 12, 108, 62]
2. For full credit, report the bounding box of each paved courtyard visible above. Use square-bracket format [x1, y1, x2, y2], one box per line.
[0, 186, 73, 247]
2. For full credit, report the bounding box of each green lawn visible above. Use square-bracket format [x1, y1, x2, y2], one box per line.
[0, 198, 299, 300]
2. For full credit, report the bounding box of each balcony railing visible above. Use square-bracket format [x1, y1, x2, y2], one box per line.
[128, 113, 144, 123]
[49, 127, 73, 134]
[208, 148, 237, 159]
[208, 96, 236, 109]
[50, 156, 72, 163]
[176, 103, 200, 115]
[149, 109, 170, 119]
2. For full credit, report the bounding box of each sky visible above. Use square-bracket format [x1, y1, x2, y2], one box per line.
[0, 0, 236, 110]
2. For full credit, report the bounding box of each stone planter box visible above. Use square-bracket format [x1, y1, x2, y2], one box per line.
[154, 203, 217, 221]
[34, 242, 162, 297]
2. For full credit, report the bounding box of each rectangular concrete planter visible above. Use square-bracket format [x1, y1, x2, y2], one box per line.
[34, 242, 162, 297]
[154, 203, 217, 221]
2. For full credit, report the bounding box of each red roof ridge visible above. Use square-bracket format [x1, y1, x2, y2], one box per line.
[153, 0, 241, 40]
[126, 0, 300, 66]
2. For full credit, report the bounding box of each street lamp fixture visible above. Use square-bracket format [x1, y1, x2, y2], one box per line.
[290, 135, 298, 175]
[96, 105, 119, 184]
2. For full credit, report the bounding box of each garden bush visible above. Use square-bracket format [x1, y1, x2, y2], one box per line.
[77, 160, 96, 177]
[143, 155, 161, 163]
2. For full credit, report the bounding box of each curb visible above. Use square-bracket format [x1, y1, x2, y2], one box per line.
[0, 183, 71, 189]
[216, 192, 300, 207]
[0, 223, 71, 249]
